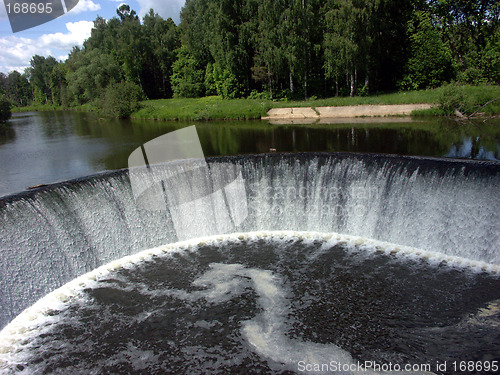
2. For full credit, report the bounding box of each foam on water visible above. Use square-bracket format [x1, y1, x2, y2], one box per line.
[1, 231, 498, 374]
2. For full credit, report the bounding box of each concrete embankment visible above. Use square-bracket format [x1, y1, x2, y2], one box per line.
[262, 104, 433, 123]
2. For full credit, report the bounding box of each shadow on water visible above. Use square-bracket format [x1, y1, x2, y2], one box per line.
[0, 124, 15, 145]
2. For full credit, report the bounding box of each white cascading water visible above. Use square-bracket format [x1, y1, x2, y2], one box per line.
[0, 153, 498, 330]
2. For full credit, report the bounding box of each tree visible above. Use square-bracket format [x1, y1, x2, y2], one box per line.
[116, 4, 138, 22]
[427, 0, 499, 84]
[50, 63, 68, 106]
[180, 0, 256, 98]
[27, 55, 59, 104]
[66, 49, 121, 104]
[143, 10, 180, 98]
[368, 0, 413, 92]
[0, 73, 6, 95]
[5, 71, 32, 106]
[83, 8, 145, 92]
[100, 81, 144, 118]
[1, 0, 497, 104]
[171, 45, 205, 98]
[253, 0, 287, 98]
[481, 28, 500, 84]
[323, 0, 362, 96]
[402, 10, 454, 89]
[0, 94, 12, 122]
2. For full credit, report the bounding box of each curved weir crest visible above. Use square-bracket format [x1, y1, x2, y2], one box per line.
[0, 152, 499, 331]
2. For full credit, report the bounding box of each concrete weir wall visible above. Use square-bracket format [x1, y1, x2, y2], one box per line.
[263, 104, 433, 121]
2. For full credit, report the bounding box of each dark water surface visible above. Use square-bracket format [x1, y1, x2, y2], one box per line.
[0, 111, 498, 197]
[3, 234, 500, 374]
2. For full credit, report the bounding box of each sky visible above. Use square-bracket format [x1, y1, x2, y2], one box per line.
[0, 0, 185, 74]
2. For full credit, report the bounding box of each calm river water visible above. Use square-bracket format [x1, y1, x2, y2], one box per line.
[0, 111, 498, 197]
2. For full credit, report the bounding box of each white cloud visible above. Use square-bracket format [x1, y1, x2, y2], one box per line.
[136, 0, 185, 23]
[68, 0, 101, 14]
[38, 20, 94, 49]
[0, 20, 94, 73]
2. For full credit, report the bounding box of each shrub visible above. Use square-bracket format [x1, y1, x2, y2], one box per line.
[438, 83, 467, 115]
[100, 81, 145, 118]
[248, 90, 271, 100]
[204, 63, 243, 99]
[438, 83, 500, 116]
[0, 94, 12, 122]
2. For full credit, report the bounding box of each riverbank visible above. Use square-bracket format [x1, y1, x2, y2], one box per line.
[133, 85, 500, 120]
[11, 84, 500, 121]
[131, 90, 444, 121]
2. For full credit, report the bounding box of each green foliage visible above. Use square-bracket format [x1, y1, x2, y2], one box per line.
[430, 0, 499, 86]
[438, 83, 500, 115]
[403, 11, 454, 90]
[27, 55, 59, 105]
[100, 81, 145, 118]
[204, 63, 243, 99]
[481, 29, 500, 84]
[1, 1, 498, 107]
[248, 90, 271, 100]
[204, 63, 220, 96]
[49, 63, 68, 106]
[66, 49, 121, 105]
[438, 83, 466, 114]
[133, 96, 272, 121]
[142, 10, 180, 98]
[5, 71, 32, 106]
[171, 46, 205, 98]
[323, 0, 364, 96]
[0, 94, 12, 122]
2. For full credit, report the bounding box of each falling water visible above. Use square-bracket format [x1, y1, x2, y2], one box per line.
[1, 153, 498, 329]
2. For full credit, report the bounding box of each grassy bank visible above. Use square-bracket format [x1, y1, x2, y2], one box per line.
[132, 96, 271, 121]
[405, 84, 500, 116]
[12, 84, 500, 120]
[133, 85, 500, 121]
[131, 91, 445, 121]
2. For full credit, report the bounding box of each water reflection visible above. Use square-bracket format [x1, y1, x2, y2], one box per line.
[0, 125, 15, 145]
[447, 137, 500, 161]
[0, 111, 498, 197]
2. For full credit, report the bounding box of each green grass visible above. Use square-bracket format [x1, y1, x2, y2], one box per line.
[12, 84, 500, 120]
[439, 84, 500, 116]
[278, 84, 500, 114]
[275, 89, 444, 108]
[132, 96, 272, 121]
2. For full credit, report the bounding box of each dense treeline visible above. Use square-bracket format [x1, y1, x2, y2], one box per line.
[0, 1, 498, 116]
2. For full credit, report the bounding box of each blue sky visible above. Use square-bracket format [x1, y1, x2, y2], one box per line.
[0, 0, 185, 73]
